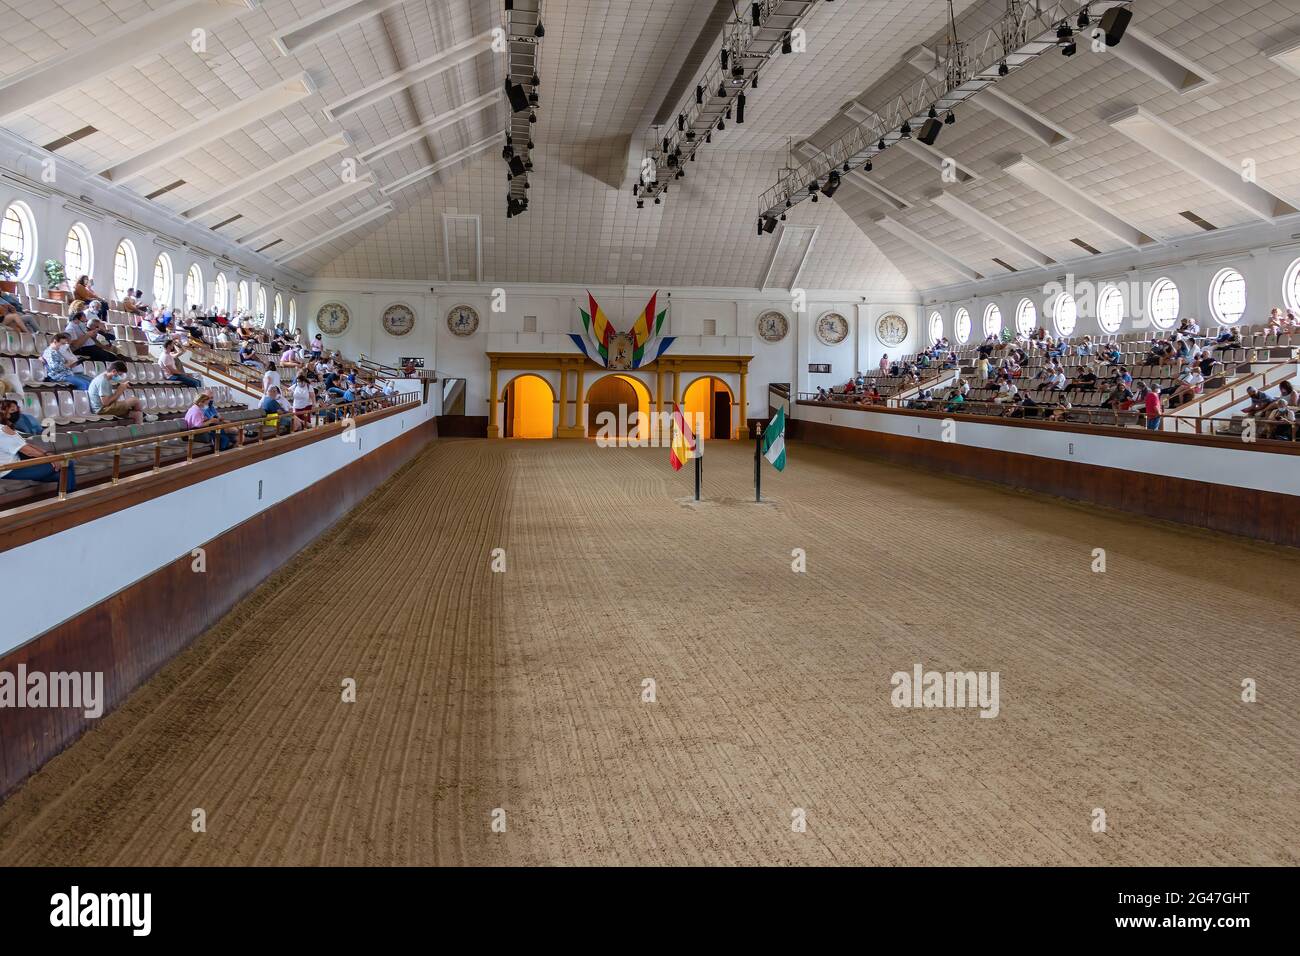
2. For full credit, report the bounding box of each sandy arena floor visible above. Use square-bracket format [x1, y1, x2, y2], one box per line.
[0, 437, 1296, 865]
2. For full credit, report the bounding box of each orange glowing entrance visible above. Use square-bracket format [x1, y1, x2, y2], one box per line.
[501, 374, 556, 438]
[682, 376, 734, 440]
[585, 374, 652, 440]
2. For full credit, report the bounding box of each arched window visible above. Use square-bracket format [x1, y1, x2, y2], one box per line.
[113, 240, 137, 300]
[1285, 257, 1300, 314]
[1015, 297, 1037, 335]
[927, 310, 943, 343]
[983, 303, 1002, 338]
[954, 307, 971, 344]
[1097, 285, 1124, 333]
[273, 293, 283, 326]
[153, 253, 173, 308]
[185, 263, 204, 310]
[1053, 293, 1077, 336]
[1209, 267, 1246, 325]
[1, 202, 37, 282]
[288, 299, 297, 330]
[255, 286, 267, 324]
[65, 222, 93, 283]
[1147, 277, 1179, 329]
[236, 280, 249, 313]
[213, 273, 228, 312]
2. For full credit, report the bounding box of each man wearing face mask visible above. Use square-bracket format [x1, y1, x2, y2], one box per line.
[88, 361, 146, 424]
[0, 400, 75, 491]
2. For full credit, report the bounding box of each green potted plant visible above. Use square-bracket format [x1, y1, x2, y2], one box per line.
[0, 250, 21, 294]
[42, 259, 68, 301]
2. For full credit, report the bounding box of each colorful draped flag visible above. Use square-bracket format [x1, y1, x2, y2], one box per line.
[670, 402, 697, 471]
[762, 407, 786, 471]
[568, 291, 675, 368]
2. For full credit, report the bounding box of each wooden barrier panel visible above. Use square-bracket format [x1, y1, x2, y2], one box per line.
[790, 413, 1300, 549]
[0, 417, 437, 800]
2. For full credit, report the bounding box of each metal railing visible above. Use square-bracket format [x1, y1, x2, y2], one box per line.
[2, 395, 418, 506]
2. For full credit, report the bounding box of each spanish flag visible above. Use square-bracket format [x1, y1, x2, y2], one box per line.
[670, 402, 697, 471]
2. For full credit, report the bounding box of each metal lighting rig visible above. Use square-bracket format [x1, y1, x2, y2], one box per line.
[754, 0, 1134, 231]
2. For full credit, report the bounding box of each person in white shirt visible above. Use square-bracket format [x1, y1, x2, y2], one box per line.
[993, 379, 1018, 404]
[382, 380, 398, 398]
[0, 400, 75, 490]
[291, 374, 315, 428]
[262, 362, 282, 395]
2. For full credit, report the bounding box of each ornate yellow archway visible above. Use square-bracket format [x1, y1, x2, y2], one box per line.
[500, 373, 556, 438]
[682, 375, 735, 442]
[486, 353, 751, 439]
[586, 373, 653, 441]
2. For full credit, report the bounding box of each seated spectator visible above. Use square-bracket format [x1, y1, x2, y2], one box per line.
[65, 306, 120, 362]
[260, 384, 299, 434]
[0, 370, 40, 434]
[993, 379, 1018, 405]
[1213, 327, 1240, 350]
[120, 288, 147, 317]
[183, 391, 239, 450]
[279, 344, 304, 368]
[160, 341, 203, 388]
[1067, 365, 1099, 391]
[1261, 380, 1297, 420]
[944, 388, 965, 413]
[0, 401, 75, 491]
[1005, 392, 1039, 419]
[1101, 378, 1133, 415]
[291, 373, 315, 427]
[1, 300, 39, 334]
[238, 341, 263, 369]
[88, 361, 146, 424]
[73, 275, 107, 321]
[1266, 307, 1286, 333]
[1241, 386, 1273, 419]
[1048, 397, 1072, 422]
[42, 333, 93, 390]
[1167, 367, 1201, 407]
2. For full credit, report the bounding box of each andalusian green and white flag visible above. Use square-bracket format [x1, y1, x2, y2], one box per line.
[762, 407, 786, 471]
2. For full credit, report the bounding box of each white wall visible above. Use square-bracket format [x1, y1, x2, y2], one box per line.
[3, 399, 435, 656]
[301, 281, 923, 422]
[795, 401, 1300, 499]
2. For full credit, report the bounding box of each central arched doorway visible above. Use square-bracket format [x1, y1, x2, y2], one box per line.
[682, 376, 733, 440]
[501, 374, 556, 438]
[586, 374, 652, 441]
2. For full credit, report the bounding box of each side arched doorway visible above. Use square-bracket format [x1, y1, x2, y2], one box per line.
[501, 374, 556, 438]
[586, 374, 652, 441]
[682, 376, 734, 440]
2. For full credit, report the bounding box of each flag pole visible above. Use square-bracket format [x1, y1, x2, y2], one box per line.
[694, 443, 701, 501]
[754, 419, 762, 502]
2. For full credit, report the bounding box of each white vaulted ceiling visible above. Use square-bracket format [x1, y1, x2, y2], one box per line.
[1, 0, 1297, 294]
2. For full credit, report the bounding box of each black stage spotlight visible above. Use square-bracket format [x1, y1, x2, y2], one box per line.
[531, 73, 540, 87]
[720, 48, 729, 71]
[1100, 7, 1131, 46]
[900, 120, 912, 138]
[878, 137, 887, 150]
[918, 117, 942, 146]
[527, 139, 534, 149]
[752, 73, 758, 89]
[637, 199, 644, 209]
[501, 143, 512, 160]
[718, 117, 725, 131]
[529, 110, 537, 123]
[779, 212, 786, 221]
[696, 84, 704, 104]
[1056, 20, 1073, 43]
[528, 89, 539, 106]
[1062, 39, 1077, 56]
[944, 110, 955, 126]
[705, 131, 711, 143]
[998, 61, 1009, 76]
[534, 20, 544, 38]
[751, 2, 762, 27]
[685, 129, 696, 140]
[821, 170, 840, 197]
[1077, 6, 1090, 28]
[781, 32, 792, 54]
[654, 197, 661, 204]
[843, 160, 850, 173]
[807, 180, 819, 202]
[761, 215, 778, 233]
[725, 106, 731, 120]
[736, 92, 745, 124]
[718, 81, 727, 96]
[864, 159, 872, 172]
[506, 81, 529, 112]
[677, 113, 685, 132]
[928, 106, 938, 119]
[785, 196, 792, 208]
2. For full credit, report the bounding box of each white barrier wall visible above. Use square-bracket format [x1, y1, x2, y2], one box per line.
[795, 402, 1300, 499]
[3, 399, 435, 657]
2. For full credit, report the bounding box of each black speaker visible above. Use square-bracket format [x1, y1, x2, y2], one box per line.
[505, 82, 529, 112]
[1100, 7, 1131, 47]
[508, 154, 526, 176]
[761, 216, 778, 234]
[918, 117, 942, 146]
